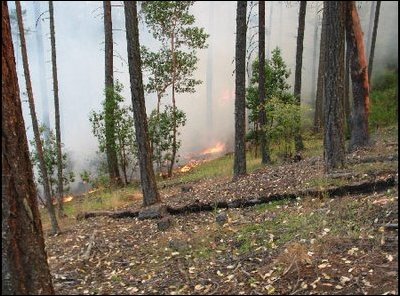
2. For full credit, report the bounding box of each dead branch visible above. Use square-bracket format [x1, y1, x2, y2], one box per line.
[82, 231, 97, 261]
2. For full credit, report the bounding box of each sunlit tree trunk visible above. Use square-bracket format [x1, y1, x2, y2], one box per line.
[16, 0, 60, 234]
[49, 1, 65, 217]
[294, 1, 306, 152]
[314, 7, 326, 133]
[345, 1, 370, 150]
[124, 1, 160, 207]
[258, 1, 269, 164]
[103, 1, 121, 186]
[2, 3, 55, 294]
[368, 1, 381, 85]
[234, 1, 247, 179]
[323, 1, 345, 172]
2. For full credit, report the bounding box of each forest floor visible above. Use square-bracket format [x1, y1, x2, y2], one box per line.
[44, 126, 398, 295]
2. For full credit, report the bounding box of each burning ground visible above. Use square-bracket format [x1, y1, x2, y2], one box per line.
[43, 127, 398, 295]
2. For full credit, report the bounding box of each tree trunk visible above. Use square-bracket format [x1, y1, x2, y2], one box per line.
[344, 39, 351, 135]
[345, 1, 370, 150]
[49, 1, 65, 218]
[323, 1, 345, 173]
[168, 30, 177, 178]
[368, 1, 381, 85]
[124, 1, 160, 207]
[34, 1, 51, 139]
[294, 1, 306, 152]
[234, 1, 247, 179]
[2, 2, 55, 294]
[314, 8, 327, 133]
[258, 1, 269, 164]
[103, 1, 121, 186]
[15, 0, 60, 234]
[366, 1, 376, 59]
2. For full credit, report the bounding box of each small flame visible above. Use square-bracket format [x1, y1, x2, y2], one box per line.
[178, 159, 202, 173]
[201, 142, 225, 155]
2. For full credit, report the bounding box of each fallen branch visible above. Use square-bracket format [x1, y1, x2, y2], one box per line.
[82, 231, 97, 261]
[77, 176, 396, 220]
[347, 154, 398, 164]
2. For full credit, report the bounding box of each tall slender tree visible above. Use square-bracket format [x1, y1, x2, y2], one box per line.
[258, 1, 269, 164]
[2, 2, 55, 294]
[15, 0, 60, 234]
[234, 1, 247, 179]
[103, 0, 121, 185]
[124, 1, 160, 207]
[345, 1, 370, 150]
[314, 8, 327, 133]
[294, 1, 306, 152]
[323, 1, 346, 172]
[311, 8, 319, 103]
[368, 1, 381, 85]
[49, 1, 65, 217]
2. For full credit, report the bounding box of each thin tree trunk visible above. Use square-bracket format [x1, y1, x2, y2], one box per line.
[3, 3, 55, 293]
[366, 1, 376, 59]
[294, 1, 306, 152]
[49, 1, 65, 218]
[124, 1, 160, 207]
[234, 1, 247, 179]
[344, 39, 351, 135]
[368, 1, 381, 85]
[15, 0, 60, 235]
[258, 1, 269, 164]
[314, 8, 326, 133]
[168, 30, 177, 178]
[323, 1, 345, 173]
[103, 1, 121, 186]
[345, 1, 370, 150]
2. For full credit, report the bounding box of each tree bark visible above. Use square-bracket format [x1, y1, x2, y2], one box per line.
[124, 1, 160, 207]
[258, 1, 269, 164]
[103, 1, 121, 186]
[2, 2, 55, 293]
[345, 1, 370, 150]
[49, 1, 65, 217]
[344, 39, 351, 135]
[234, 1, 247, 178]
[368, 1, 381, 85]
[311, 10, 319, 104]
[323, 1, 346, 172]
[15, 0, 60, 234]
[294, 1, 307, 152]
[314, 8, 326, 133]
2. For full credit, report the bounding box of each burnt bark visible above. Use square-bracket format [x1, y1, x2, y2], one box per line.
[294, 1, 306, 152]
[344, 40, 351, 134]
[15, 1, 60, 234]
[234, 1, 247, 178]
[368, 1, 381, 85]
[49, 1, 65, 217]
[103, 1, 121, 185]
[124, 1, 161, 207]
[345, 1, 370, 150]
[323, 1, 346, 172]
[314, 8, 326, 133]
[2, 2, 55, 293]
[258, 1, 269, 164]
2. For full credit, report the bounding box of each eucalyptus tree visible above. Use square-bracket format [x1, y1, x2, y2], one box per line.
[15, 0, 60, 234]
[141, 1, 208, 177]
[3, 2, 55, 293]
[234, 1, 247, 179]
[124, 1, 160, 206]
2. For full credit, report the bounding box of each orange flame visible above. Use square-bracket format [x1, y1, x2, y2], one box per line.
[201, 142, 225, 155]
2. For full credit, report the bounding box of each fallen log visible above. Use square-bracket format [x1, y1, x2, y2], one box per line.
[347, 154, 398, 164]
[77, 176, 396, 220]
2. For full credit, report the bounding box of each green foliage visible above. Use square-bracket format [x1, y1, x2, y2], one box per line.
[89, 81, 138, 184]
[80, 170, 91, 184]
[369, 69, 398, 129]
[246, 47, 299, 159]
[148, 106, 186, 173]
[30, 125, 75, 197]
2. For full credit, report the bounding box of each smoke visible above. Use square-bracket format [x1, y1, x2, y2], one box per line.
[9, 1, 398, 189]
